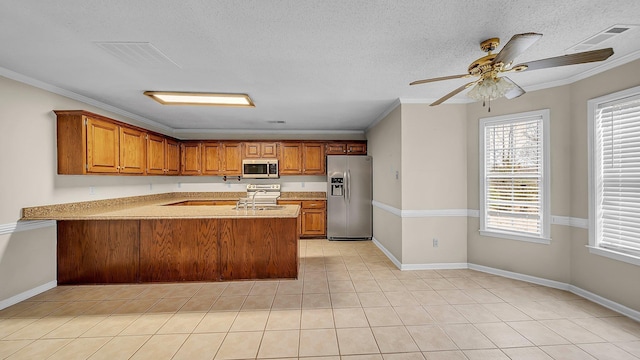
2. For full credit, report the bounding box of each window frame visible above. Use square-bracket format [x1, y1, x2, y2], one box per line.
[479, 109, 551, 244]
[588, 85, 640, 267]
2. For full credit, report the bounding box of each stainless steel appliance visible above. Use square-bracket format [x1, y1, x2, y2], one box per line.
[327, 156, 372, 240]
[242, 159, 279, 179]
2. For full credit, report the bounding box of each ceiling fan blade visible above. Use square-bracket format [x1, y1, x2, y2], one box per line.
[513, 48, 614, 72]
[501, 77, 526, 99]
[430, 80, 479, 106]
[493, 33, 542, 66]
[410, 74, 471, 86]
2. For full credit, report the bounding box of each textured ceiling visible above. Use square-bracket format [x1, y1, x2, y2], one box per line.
[1, 0, 640, 133]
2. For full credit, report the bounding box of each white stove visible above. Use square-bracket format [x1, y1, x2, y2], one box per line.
[241, 184, 281, 206]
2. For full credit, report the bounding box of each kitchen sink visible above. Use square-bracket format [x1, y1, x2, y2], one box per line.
[233, 205, 286, 211]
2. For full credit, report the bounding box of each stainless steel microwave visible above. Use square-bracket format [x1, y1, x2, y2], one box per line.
[242, 159, 279, 179]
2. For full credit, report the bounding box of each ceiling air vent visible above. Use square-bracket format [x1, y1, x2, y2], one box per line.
[267, 120, 286, 124]
[94, 42, 180, 68]
[567, 24, 638, 52]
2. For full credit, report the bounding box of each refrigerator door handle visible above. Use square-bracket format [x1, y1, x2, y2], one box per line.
[347, 169, 351, 203]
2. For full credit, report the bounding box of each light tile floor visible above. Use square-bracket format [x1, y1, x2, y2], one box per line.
[1, 239, 640, 359]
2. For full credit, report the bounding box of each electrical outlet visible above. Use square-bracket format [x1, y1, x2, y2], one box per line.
[89, 186, 95, 195]
[149, 183, 153, 191]
[433, 238, 439, 247]
[178, 182, 182, 188]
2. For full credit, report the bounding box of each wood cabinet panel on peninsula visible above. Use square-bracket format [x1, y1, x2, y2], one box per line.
[56, 216, 298, 284]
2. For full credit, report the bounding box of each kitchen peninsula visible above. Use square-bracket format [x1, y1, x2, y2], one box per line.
[21, 192, 318, 285]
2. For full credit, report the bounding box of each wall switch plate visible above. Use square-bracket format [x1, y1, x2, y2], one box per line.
[395, 171, 399, 180]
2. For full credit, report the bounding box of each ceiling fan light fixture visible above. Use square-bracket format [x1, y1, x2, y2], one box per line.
[144, 91, 255, 107]
[467, 77, 515, 102]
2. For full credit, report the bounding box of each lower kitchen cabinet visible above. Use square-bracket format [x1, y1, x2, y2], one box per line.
[278, 200, 326, 238]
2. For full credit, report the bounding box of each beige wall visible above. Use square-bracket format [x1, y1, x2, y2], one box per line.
[467, 58, 640, 310]
[400, 104, 468, 265]
[466, 84, 574, 283]
[366, 104, 403, 261]
[366, 102, 468, 266]
[401, 104, 467, 210]
[568, 59, 640, 310]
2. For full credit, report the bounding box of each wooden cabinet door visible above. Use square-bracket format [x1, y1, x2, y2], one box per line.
[261, 142, 278, 158]
[202, 141, 221, 175]
[347, 143, 367, 155]
[181, 142, 202, 175]
[301, 200, 326, 237]
[119, 126, 146, 174]
[301, 209, 326, 237]
[165, 139, 180, 175]
[222, 142, 243, 175]
[279, 142, 302, 175]
[326, 143, 347, 155]
[302, 143, 326, 175]
[244, 142, 261, 158]
[86, 117, 120, 173]
[146, 134, 166, 175]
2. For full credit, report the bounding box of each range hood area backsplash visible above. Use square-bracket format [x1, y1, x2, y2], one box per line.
[176, 178, 327, 193]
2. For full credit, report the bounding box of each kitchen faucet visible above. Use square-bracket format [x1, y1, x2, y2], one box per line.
[251, 190, 267, 210]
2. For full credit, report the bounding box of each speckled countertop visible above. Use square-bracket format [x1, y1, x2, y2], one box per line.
[21, 192, 325, 220]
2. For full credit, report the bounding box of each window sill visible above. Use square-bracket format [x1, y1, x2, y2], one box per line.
[479, 230, 551, 245]
[586, 245, 640, 267]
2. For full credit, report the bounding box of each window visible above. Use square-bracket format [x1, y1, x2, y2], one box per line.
[588, 86, 640, 266]
[479, 109, 551, 243]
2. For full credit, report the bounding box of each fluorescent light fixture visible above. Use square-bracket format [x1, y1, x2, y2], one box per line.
[144, 91, 255, 107]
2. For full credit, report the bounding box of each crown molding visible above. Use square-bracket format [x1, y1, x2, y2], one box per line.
[0, 66, 174, 134]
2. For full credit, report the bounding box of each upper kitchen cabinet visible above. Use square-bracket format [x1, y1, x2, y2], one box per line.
[118, 126, 147, 174]
[181, 141, 202, 175]
[279, 141, 327, 175]
[55, 110, 147, 175]
[203, 141, 244, 176]
[244, 142, 278, 158]
[302, 142, 325, 175]
[279, 142, 303, 175]
[202, 141, 221, 175]
[221, 142, 243, 175]
[325, 141, 367, 155]
[147, 134, 180, 175]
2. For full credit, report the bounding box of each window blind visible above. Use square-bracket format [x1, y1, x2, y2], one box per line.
[596, 94, 640, 255]
[484, 116, 543, 236]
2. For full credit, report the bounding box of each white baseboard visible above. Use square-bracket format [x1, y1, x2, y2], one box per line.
[371, 238, 640, 322]
[467, 263, 570, 291]
[0, 281, 57, 310]
[468, 263, 640, 322]
[372, 237, 402, 269]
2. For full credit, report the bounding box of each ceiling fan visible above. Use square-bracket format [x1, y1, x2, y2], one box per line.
[410, 33, 614, 110]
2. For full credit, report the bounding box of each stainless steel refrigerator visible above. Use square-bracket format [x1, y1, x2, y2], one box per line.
[327, 156, 372, 240]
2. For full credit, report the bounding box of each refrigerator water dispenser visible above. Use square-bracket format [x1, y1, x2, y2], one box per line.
[330, 177, 344, 196]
